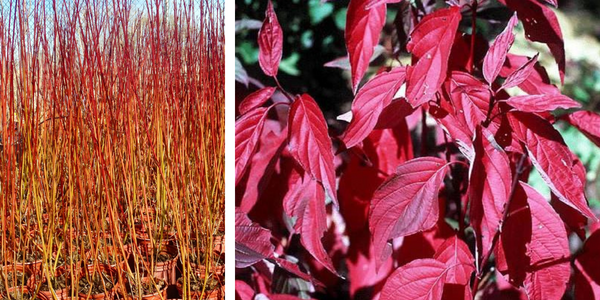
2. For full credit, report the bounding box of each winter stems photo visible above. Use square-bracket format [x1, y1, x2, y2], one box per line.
[1, 0, 224, 299]
[235, 0, 600, 299]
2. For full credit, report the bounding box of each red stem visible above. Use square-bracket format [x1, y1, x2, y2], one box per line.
[274, 76, 295, 103]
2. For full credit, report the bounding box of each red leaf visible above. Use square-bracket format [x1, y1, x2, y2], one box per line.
[381, 257, 472, 300]
[365, 0, 402, 9]
[239, 87, 276, 115]
[508, 112, 596, 220]
[235, 208, 275, 268]
[344, 230, 394, 299]
[374, 97, 415, 129]
[432, 106, 475, 162]
[433, 236, 475, 285]
[338, 127, 413, 297]
[238, 155, 299, 232]
[483, 270, 528, 299]
[483, 13, 519, 84]
[406, 6, 462, 107]
[288, 94, 338, 206]
[346, 0, 386, 93]
[235, 280, 255, 300]
[258, 0, 283, 77]
[551, 197, 587, 240]
[237, 125, 287, 212]
[565, 110, 600, 147]
[574, 230, 600, 299]
[499, 0, 565, 82]
[369, 127, 414, 174]
[369, 157, 450, 267]
[469, 127, 512, 254]
[500, 53, 539, 91]
[283, 174, 338, 275]
[446, 71, 493, 136]
[497, 182, 570, 300]
[395, 221, 455, 267]
[574, 263, 600, 300]
[342, 66, 407, 148]
[339, 126, 414, 232]
[381, 259, 447, 300]
[550, 154, 588, 240]
[235, 107, 269, 185]
[501, 54, 559, 95]
[505, 94, 580, 112]
[447, 31, 471, 72]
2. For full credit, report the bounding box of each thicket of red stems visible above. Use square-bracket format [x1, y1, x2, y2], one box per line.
[235, 0, 600, 299]
[0, 0, 224, 299]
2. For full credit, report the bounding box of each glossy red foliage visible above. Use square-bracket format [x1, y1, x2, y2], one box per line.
[235, 1, 600, 299]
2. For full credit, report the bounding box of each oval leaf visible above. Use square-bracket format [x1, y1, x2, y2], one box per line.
[235, 280, 256, 300]
[239, 87, 277, 115]
[483, 13, 519, 84]
[346, 0, 387, 93]
[258, 0, 283, 77]
[406, 6, 462, 108]
[235, 107, 269, 185]
[508, 112, 596, 220]
[288, 94, 338, 206]
[469, 127, 512, 253]
[505, 94, 580, 113]
[497, 182, 570, 300]
[434, 236, 476, 285]
[369, 157, 450, 267]
[283, 174, 338, 275]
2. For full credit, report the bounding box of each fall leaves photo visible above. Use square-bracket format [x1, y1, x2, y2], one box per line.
[235, 0, 600, 299]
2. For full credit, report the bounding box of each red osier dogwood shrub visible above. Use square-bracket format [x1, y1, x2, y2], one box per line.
[235, 0, 600, 299]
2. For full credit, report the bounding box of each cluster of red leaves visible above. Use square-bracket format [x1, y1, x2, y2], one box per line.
[235, 0, 600, 299]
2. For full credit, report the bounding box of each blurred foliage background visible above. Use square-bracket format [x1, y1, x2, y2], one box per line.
[235, 0, 600, 211]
